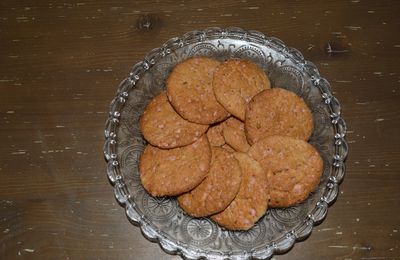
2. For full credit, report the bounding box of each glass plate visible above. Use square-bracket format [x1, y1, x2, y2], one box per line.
[103, 27, 348, 260]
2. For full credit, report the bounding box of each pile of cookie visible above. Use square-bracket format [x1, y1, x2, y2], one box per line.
[139, 57, 323, 231]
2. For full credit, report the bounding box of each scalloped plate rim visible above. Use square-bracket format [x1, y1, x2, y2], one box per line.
[103, 27, 348, 260]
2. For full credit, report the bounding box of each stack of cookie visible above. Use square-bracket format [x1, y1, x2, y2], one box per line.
[139, 57, 323, 231]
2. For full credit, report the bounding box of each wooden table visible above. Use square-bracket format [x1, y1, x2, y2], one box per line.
[1, 0, 399, 259]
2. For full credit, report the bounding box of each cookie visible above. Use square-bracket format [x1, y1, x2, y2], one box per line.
[139, 135, 211, 196]
[213, 59, 271, 121]
[211, 153, 269, 230]
[206, 121, 225, 147]
[223, 117, 250, 152]
[248, 135, 323, 207]
[140, 92, 208, 149]
[245, 88, 314, 145]
[221, 143, 235, 153]
[178, 147, 242, 217]
[167, 57, 229, 124]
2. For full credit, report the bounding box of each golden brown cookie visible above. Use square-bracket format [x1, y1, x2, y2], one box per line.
[178, 147, 242, 217]
[211, 153, 269, 230]
[167, 57, 229, 124]
[206, 121, 225, 147]
[245, 88, 314, 145]
[140, 92, 208, 149]
[221, 143, 235, 153]
[248, 135, 323, 207]
[213, 59, 271, 121]
[223, 117, 250, 153]
[139, 135, 211, 197]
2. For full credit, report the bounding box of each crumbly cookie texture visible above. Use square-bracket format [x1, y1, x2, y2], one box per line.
[213, 59, 271, 121]
[223, 117, 250, 153]
[212, 152, 269, 230]
[167, 57, 229, 124]
[178, 147, 242, 217]
[206, 121, 226, 147]
[140, 91, 208, 148]
[245, 88, 314, 145]
[221, 143, 235, 153]
[248, 135, 323, 207]
[139, 135, 211, 196]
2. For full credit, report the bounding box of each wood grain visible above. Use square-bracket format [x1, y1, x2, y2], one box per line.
[1, 0, 400, 259]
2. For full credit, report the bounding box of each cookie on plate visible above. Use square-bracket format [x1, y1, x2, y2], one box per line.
[178, 147, 242, 217]
[139, 135, 211, 196]
[206, 121, 226, 147]
[211, 152, 269, 230]
[248, 135, 323, 207]
[140, 92, 208, 149]
[245, 88, 314, 145]
[221, 143, 235, 153]
[213, 59, 271, 121]
[223, 117, 250, 153]
[167, 57, 229, 124]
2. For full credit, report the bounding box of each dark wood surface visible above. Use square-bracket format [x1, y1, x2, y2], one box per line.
[1, 0, 400, 259]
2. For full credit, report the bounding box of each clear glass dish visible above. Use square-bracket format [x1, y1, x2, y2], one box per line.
[103, 27, 348, 260]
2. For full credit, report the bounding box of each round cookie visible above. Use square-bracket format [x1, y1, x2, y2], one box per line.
[223, 117, 250, 153]
[178, 147, 242, 217]
[139, 135, 211, 197]
[206, 121, 226, 147]
[213, 59, 271, 121]
[248, 135, 323, 207]
[140, 92, 208, 149]
[211, 153, 269, 230]
[167, 57, 229, 124]
[245, 88, 314, 145]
